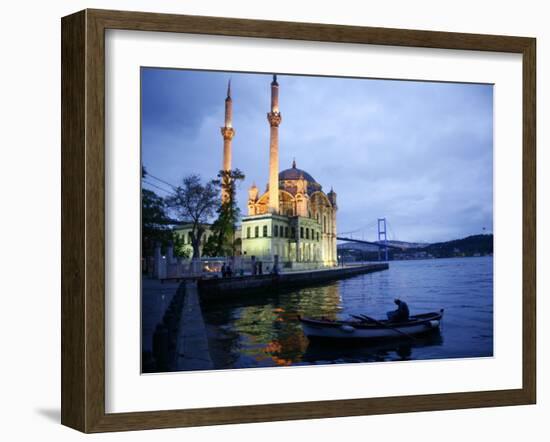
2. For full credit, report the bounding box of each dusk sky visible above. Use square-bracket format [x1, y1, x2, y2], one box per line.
[141, 68, 493, 244]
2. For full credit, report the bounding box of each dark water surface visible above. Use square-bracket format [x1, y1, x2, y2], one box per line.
[201, 257, 493, 369]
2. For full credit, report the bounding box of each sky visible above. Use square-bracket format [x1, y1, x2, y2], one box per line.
[141, 68, 493, 244]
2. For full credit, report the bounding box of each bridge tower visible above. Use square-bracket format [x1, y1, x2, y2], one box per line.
[377, 218, 388, 261]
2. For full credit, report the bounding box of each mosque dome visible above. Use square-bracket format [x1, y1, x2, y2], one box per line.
[278, 160, 318, 184]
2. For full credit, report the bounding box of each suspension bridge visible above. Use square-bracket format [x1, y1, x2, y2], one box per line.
[337, 218, 402, 261]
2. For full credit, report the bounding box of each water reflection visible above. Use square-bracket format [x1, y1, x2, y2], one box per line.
[303, 330, 443, 364]
[201, 257, 493, 370]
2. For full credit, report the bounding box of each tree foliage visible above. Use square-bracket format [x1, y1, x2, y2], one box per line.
[141, 188, 173, 259]
[141, 165, 174, 263]
[172, 231, 191, 259]
[165, 174, 218, 259]
[203, 169, 245, 257]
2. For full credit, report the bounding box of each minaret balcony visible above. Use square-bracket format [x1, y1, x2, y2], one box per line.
[267, 112, 282, 127]
[220, 126, 235, 140]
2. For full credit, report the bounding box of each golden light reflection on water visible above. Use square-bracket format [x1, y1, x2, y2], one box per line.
[201, 257, 493, 369]
[231, 283, 342, 366]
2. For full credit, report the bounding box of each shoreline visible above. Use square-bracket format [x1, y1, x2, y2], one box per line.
[198, 263, 389, 297]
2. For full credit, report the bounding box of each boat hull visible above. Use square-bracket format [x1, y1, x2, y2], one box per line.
[299, 310, 444, 341]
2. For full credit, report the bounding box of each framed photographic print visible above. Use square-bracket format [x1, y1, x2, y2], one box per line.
[61, 9, 536, 433]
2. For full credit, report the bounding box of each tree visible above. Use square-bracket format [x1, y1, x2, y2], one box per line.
[141, 166, 173, 265]
[141, 188, 173, 268]
[206, 169, 245, 257]
[201, 233, 220, 258]
[165, 175, 218, 259]
[172, 231, 191, 259]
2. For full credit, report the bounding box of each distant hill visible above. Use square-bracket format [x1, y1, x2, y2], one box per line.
[337, 234, 493, 261]
[337, 240, 428, 252]
[384, 240, 429, 249]
[421, 234, 493, 258]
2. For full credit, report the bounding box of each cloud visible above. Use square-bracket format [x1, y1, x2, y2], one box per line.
[141, 68, 493, 243]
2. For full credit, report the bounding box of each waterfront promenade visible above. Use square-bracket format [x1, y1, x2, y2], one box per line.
[198, 262, 389, 296]
[175, 282, 213, 371]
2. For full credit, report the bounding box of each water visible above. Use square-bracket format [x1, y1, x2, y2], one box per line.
[201, 256, 493, 369]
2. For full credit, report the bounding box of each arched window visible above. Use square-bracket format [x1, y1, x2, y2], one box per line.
[246, 227, 251, 239]
[254, 226, 259, 238]
[263, 225, 268, 237]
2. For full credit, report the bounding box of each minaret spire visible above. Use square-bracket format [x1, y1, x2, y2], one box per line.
[224, 79, 233, 128]
[221, 79, 235, 203]
[267, 74, 282, 214]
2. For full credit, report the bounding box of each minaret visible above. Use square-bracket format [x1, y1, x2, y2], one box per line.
[267, 74, 282, 213]
[220, 79, 235, 203]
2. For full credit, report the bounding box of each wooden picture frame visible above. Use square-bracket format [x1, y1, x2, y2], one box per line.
[61, 8, 536, 433]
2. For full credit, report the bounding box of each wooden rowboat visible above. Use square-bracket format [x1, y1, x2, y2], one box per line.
[298, 309, 444, 341]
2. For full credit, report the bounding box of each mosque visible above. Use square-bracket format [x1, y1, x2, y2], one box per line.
[221, 75, 338, 270]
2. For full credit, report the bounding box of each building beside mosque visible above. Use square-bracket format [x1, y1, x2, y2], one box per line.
[220, 75, 338, 269]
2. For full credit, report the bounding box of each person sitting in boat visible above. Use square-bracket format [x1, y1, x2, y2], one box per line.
[387, 299, 410, 323]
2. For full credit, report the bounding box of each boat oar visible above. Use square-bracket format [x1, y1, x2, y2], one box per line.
[350, 314, 370, 322]
[358, 314, 417, 341]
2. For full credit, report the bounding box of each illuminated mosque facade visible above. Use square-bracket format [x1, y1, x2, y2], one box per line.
[221, 75, 338, 269]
